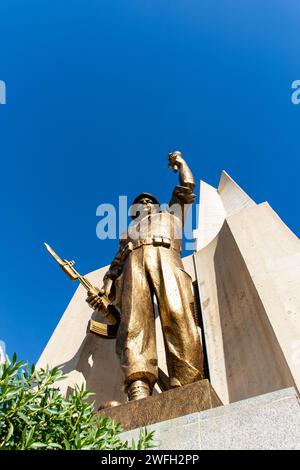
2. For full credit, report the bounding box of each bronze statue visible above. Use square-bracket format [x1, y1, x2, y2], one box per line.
[86, 151, 204, 401]
[44, 243, 120, 338]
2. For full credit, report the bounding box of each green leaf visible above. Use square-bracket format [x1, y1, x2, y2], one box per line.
[17, 411, 30, 424]
[31, 442, 48, 449]
[63, 439, 70, 450]
[46, 442, 63, 449]
[0, 355, 154, 451]
[5, 422, 14, 442]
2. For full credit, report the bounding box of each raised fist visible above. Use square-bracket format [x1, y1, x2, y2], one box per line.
[168, 151, 184, 173]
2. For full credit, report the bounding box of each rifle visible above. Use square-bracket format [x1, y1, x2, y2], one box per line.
[44, 243, 119, 338]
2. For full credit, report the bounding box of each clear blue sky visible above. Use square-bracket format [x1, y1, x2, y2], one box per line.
[0, 0, 299, 364]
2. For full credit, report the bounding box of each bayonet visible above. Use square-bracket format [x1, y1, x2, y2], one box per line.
[44, 243, 119, 338]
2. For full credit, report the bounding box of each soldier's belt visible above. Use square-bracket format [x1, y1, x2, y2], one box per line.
[121, 236, 180, 259]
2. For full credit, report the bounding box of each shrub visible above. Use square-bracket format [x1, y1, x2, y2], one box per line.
[0, 354, 153, 450]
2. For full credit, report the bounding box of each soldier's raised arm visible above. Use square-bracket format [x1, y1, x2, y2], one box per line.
[168, 151, 196, 222]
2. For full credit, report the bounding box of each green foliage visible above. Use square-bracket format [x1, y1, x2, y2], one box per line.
[0, 354, 154, 450]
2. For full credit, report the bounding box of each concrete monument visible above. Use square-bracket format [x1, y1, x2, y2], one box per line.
[38, 162, 300, 447]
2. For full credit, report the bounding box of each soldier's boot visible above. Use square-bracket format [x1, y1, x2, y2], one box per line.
[127, 379, 151, 401]
[98, 400, 121, 410]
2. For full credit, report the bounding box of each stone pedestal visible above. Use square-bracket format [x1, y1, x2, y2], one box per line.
[98, 379, 222, 431]
[121, 387, 300, 450]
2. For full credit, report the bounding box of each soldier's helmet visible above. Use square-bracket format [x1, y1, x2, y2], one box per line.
[130, 192, 160, 219]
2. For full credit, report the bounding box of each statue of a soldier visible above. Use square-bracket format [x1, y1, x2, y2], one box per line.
[87, 151, 204, 401]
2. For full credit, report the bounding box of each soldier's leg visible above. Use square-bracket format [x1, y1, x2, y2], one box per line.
[147, 246, 204, 387]
[116, 247, 158, 398]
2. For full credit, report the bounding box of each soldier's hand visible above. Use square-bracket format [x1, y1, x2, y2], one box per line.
[168, 150, 184, 173]
[86, 287, 103, 310]
[100, 277, 113, 298]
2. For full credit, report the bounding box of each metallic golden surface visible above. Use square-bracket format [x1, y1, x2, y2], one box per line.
[98, 400, 121, 410]
[44, 243, 120, 337]
[45, 152, 204, 399]
[87, 152, 204, 399]
[116, 244, 203, 390]
[127, 379, 151, 401]
[98, 380, 222, 431]
[89, 319, 119, 338]
[44, 242, 80, 282]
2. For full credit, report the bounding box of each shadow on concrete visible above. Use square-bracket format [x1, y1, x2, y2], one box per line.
[214, 220, 295, 403]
